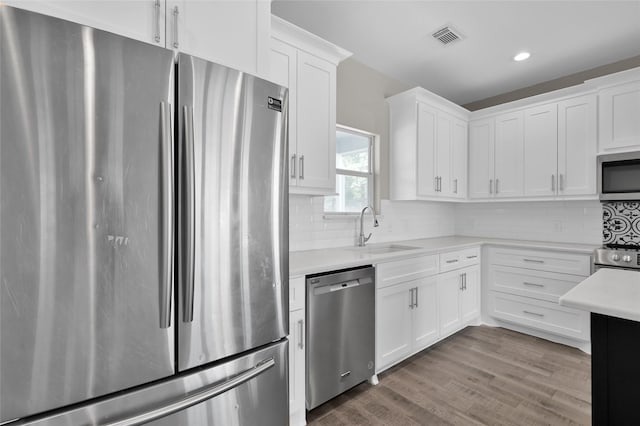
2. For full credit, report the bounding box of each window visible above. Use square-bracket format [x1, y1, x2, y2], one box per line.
[324, 125, 375, 213]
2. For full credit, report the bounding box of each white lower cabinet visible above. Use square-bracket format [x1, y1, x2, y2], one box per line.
[437, 265, 480, 338]
[288, 276, 306, 426]
[487, 247, 590, 342]
[376, 249, 481, 373]
[376, 277, 438, 371]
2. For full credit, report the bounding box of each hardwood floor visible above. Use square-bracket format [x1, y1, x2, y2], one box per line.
[307, 326, 591, 426]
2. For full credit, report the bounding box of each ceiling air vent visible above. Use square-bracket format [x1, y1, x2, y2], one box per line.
[432, 26, 461, 45]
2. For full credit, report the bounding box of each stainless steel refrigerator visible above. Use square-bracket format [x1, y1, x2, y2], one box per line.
[0, 6, 289, 425]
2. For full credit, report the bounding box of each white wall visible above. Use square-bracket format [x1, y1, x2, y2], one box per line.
[289, 196, 456, 251]
[454, 200, 602, 245]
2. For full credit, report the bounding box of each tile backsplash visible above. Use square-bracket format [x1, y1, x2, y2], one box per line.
[602, 202, 640, 246]
[454, 200, 602, 245]
[289, 197, 603, 251]
[289, 196, 455, 251]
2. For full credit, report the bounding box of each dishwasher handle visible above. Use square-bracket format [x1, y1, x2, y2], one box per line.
[312, 277, 373, 296]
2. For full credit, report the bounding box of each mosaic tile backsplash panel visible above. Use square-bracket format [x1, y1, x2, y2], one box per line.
[603, 202, 640, 246]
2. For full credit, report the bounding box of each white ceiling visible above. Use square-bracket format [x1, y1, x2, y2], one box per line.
[271, 1, 640, 106]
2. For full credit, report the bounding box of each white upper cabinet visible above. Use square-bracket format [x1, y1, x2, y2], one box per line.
[451, 118, 468, 199]
[270, 16, 351, 195]
[557, 95, 597, 196]
[470, 92, 597, 200]
[4, 0, 167, 46]
[494, 111, 524, 198]
[388, 88, 470, 201]
[598, 80, 640, 152]
[167, 1, 270, 75]
[468, 118, 495, 199]
[524, 104, 558, 197]
[6, 1, 270, 76]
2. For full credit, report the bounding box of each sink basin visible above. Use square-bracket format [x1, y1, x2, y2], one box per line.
[347, 244, 420, 254]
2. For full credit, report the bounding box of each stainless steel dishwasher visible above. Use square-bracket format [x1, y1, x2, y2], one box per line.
[306, 265, 375, 410]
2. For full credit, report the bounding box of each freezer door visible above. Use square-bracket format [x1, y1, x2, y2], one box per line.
[177, 54, 289, 370]
[9, 341, 288, 426]
[0, 7, 175, 422]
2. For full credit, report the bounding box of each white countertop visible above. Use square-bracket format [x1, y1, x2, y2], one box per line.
[290, 236, 597, 276]
[560, 268, 640, 322]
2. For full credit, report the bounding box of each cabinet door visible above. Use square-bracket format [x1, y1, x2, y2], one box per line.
[376, 283, 413, 372]
[451, 118, 468, 198]
[524, 104, 558, 197]
[558, 95, 597, 196]
[417, 103, 438, 197]
[437, 271, 462, 337]
[269, 39, 298, 188]
[436, 112, 452, 195]
[412, 277, 439, 351]
[468, 118, 495, 199]
[460, 266, 480, 324]
[288, 309, 306, 426]
[295, 51, 336, 191]
[168, 0, 267, 75]
[494, 111, 524, 197]
[599, 81, 640, 151]
[5, 0, 165, 46]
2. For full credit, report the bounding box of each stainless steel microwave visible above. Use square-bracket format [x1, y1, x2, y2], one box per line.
[598, 152, 640, 201]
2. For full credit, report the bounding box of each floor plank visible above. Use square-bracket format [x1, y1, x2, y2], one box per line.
[307, 325, 591, 426]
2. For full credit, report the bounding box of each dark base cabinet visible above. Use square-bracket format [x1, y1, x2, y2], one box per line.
[591, 313, 640, 426]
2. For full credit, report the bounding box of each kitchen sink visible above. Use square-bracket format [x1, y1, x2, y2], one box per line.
[347, 244, 421, 254]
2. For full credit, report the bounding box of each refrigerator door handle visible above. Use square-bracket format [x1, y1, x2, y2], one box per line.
[160, 102, 174, 329]
[183, 105, 196, 323]
[101, 358, 276, 426]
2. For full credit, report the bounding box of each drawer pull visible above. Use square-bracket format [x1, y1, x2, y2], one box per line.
[523, 310, 545, 317]
[466, 255, 478, 259]
[523, 258, 544, 264]
[446, 259, 459, 264]
[523, 282, 544, 288]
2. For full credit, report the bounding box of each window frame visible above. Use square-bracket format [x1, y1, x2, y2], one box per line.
[324, 124, 376, 214]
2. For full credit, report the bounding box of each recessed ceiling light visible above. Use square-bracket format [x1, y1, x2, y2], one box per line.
[513, 52, 531, 62]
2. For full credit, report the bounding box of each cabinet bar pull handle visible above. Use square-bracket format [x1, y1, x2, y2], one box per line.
[446, 259, 459, 264]
[434, 176, 438, 192]
[489, 179, 493, 194]
[495, 178, 499, 194]
[172, 6, 179, 48]
[523, 282, 544, 287]
[298, 319, 304, 349]
[463, 273, 467, 290]
[551, 174, 556, 191]
[409, 287, 414, 309]
[340, 371, 352, 378]
[415, 287, 419, 308]
[523, 310, 545, 317]
[466, 255, 478, 259]
[454, 178, 458, 194]
[523, 258, 544, 263]
[559, 174, 564, 191]
[154, 0, 161, 43]
[299, 155, 304, 180]
[290, 154, 296, 178]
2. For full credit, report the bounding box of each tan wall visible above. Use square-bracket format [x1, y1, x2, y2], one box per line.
[463, 55, 640, 111]
[336, 58, 411, 204]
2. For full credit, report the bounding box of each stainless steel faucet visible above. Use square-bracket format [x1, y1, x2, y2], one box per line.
[358, 205, 379, 246]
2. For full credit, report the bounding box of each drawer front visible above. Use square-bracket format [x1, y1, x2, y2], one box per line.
[459, 247, 481, 268]
[439, 247, 481, 272]
[377, 255, 438, 288]
[290, 276, 305, 312]
[489, 265, 585, 303]
[489, 291, 590, 341]
[489, 247, 591, 276]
